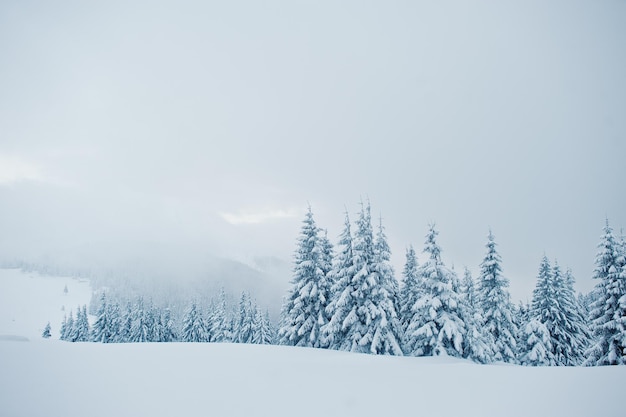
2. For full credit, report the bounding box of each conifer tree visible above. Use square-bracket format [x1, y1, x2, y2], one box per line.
[59, 314, 68, 341]
[333, 203, 403, 355]
[210, 289, 231, 342]
[161, 308, 177, 342]
[74, 305, 90, 342]
[399, 245, 419, 334]
[42, 322, 51, 339]
[252, 307, 276, 345]
[278, 207, 331, 348]
[477, 230, 517, 363]
[585, 220, 626, 365]
[92, 293, 114, 343]
[181, 302, 208, 343]
[403, 224, 465, 357]
[321, 212, 356, 349]
[459, 268, 493, 363]
[235, 292, 255, 344]
[518, 318, 554, 366]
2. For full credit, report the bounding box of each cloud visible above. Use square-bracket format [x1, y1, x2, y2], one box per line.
[219, 208, 300, 225]
[0, 154, 44, 185]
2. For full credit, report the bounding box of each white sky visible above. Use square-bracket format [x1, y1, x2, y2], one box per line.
[1, 0, 625, 301]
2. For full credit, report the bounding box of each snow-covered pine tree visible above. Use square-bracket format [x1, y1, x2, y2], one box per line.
[92, 293, 114, 343]
[161, 307, 177, 342]
[66, 310, 77, 342]
[518, 318, 554, 366]
[129, 297, 150, 343]
[235, 292, 255, 344]
[399, 245, 419, 334]
[74, 305, 90, 342]
[476, 230, 517, 363]
[181, 302, 208, 343]
[403, 224, 465, 357]
[252, 307, 276, 345]
[59, 314, 68, 341]
[334, 203, 403, 355]
[210, 288, 231, 343]
[563, 268, 591, 364]
[321, 212, 356, 350]
[459, 268, 493, 363]
[319, 229, 334, 279]
[42, 322, 51, 339]
[585, 220, 626, 365]
[278, 207, 331, 348]
[118, 302, 133, 343]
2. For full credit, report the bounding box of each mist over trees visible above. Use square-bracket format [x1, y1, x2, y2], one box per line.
[48, 204, 626, 366]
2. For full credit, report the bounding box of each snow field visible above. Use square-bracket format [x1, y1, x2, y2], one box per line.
[0, 340, 623, 417]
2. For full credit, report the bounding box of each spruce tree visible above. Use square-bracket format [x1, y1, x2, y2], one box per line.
[74, 305, 90, 342]
[403, 224, 465, 357]
[92, 293, 114, 343]
[321, 212, 356, 349]
[518, 318, 554, 366]
[42, 322, 51, 339]
[399, 245, 419, 334]
[585, 220, 626, 365]
[278, 207, 331, 348]
[210, 288, 231, 342]
[235, 292, 255, 344]
[459, 268, 493, 363]
[181, 302, 208, 343]
[477, 230, 517, 363]
[333, 203, 403, 355]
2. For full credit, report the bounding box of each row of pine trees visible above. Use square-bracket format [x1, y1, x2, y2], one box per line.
[56, 290, 276, 345]
[51, 202, 625, 366]
[278, 204, 625, 366]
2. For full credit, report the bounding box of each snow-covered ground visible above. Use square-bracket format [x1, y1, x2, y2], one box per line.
[1, 268, 624, 417]
[0, 268, 92, 340]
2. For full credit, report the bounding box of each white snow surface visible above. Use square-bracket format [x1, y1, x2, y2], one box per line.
[1, 268, 624, 417]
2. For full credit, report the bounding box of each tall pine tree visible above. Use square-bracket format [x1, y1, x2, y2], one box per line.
[278, 207, 331, 348]
[585, 220, 626, 365]
[477, 230, 517, 363]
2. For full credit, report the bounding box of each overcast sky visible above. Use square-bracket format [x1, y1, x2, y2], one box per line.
[1, 0, 625, 301]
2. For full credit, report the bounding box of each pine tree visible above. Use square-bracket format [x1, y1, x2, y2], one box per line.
[252, 307, 276, 345]
[210, 288, 231, 343]
[459, 268, 493, 363]
[42, 322, 51, 339]
[161, 308, 177, 342]
[518, 318, 554, 366]
[74, 305, 90, 342]
[181, 302, 208, 343]
[403, 224, 465, 357]
[399, 245, 420, 334]
[235, 292, 255, 344]
[66, 310, 77, 342]
[331, 203, 403, 355]
[585, 220, 626, 365]
[129, 297, 150, 343]
[476, 230, 517, 363]
[278, 207, 331, 348]
[92, 293, 114, 343]
[118, 302, 133, 343]
[321, 212, 356, 349]
[59, 314, 68, 341]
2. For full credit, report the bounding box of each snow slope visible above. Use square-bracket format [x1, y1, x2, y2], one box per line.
[0, 268, 92, 340]
[1, 269, 624, 417]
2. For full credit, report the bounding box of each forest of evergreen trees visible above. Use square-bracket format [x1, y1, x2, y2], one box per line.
[52, 203, 626, 366]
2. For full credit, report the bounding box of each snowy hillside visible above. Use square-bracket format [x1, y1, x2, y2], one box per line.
[1, 268, 624, 417]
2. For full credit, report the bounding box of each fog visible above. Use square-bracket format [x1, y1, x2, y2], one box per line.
[1, 0, 625, 305]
